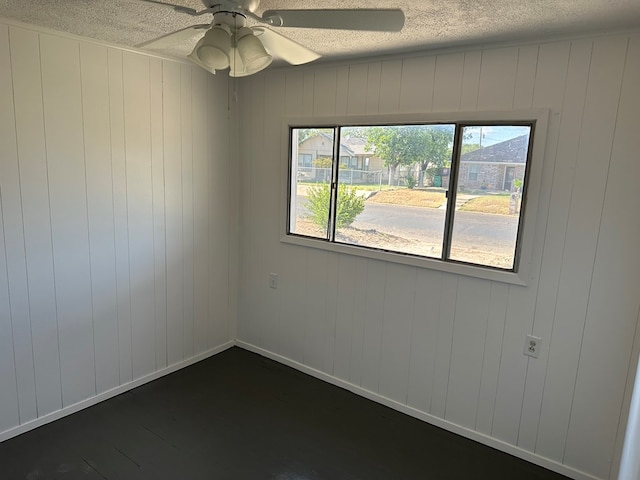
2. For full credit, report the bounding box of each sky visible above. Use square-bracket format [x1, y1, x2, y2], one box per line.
[464, 125, 531, 147]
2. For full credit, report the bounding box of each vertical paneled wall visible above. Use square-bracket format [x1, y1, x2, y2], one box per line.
[0, 22, 234, 439]
[236, 32, 640, 480]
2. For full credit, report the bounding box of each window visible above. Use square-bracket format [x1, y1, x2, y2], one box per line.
[298, 154, 312, 168]
[468, 164, 479, 182]
[285, 112, 547, 284]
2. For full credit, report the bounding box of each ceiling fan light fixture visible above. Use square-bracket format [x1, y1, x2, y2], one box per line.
[190, 23, 232, 72]
[228, 47, 247, 77]
[235, 27, 273, 75]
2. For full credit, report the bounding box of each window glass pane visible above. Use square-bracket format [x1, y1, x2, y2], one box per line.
[468, 164, 479, 181]
[449, 125, 532, 270]
[289, 127, 335, 239]
[298, 153, 312, 168]
[334, 125, 454, 258]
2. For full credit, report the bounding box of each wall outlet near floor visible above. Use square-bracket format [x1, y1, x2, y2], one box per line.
[269, 273, 279, 289]
[524, 334, 542, 358]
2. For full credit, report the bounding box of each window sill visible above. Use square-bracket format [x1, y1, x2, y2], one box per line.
[280, 233, 529, 286]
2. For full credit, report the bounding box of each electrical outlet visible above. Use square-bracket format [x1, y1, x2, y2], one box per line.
[524, 334, 542, 358]
[269, 273, 279, 289]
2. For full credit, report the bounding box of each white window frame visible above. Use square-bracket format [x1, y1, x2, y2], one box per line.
[280, 110, 549, 286]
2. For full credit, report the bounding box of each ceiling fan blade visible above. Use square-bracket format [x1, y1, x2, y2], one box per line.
[251, 27, 320, 66]
[138, 0, 198, 15]
[137, 24, 210, 49]
[262, 9, 405, 32]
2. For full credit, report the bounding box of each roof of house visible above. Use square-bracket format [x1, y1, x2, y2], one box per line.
[299, 134, 374, 157]
[340, 136, 372, 156]
[460, 134, 530, 163]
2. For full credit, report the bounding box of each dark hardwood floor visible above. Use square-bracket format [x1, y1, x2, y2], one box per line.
[0, 347, 569, 479]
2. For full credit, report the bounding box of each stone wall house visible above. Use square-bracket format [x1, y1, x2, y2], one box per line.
[457, 134, 529, 192]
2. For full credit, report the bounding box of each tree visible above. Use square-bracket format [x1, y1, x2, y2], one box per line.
[365, 125, 454, 187]
[413, 125, 453, 187]
[297, 128, 331, 143]
[460, 143, 481, 155]
[364, 126, 424, 185]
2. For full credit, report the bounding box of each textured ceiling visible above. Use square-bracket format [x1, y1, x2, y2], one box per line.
[1, 0, 639, 65]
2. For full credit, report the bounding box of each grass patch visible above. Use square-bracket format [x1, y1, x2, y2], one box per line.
[350, 184, 396, 191]
[299, 182, 397, 192]
[460, 195, 511, 215]
[367, 189, 446, 208]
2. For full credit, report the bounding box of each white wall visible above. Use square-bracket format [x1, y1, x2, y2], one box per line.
[1, 18, 638, 480]
[236, 32, 640, 480]
[0, 21, 236, 440]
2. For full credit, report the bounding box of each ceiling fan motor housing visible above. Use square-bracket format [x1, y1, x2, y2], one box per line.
[213, 10, 248, 29]
[203, 0, 261, 14]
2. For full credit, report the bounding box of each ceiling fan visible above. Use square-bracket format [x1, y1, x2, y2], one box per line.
[137, 0, 405, 77]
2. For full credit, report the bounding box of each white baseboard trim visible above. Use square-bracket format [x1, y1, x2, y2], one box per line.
[236, 340, 601, 480]
[0, 341, 235, 443]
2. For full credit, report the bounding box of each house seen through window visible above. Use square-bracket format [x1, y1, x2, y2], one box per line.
[288, 123, 534, 271]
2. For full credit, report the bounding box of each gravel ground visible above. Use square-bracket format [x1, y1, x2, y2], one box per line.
[293, 218, 515, 269]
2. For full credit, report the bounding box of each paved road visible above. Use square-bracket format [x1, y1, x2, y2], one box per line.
[295, 196, 519, 247]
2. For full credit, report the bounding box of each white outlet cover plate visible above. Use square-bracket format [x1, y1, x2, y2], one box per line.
[524, 334, 542, 358]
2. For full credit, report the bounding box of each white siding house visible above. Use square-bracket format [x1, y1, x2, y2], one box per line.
[297, 133, 387, 183]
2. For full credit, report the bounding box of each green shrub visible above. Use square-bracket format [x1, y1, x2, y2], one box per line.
[313, 157, 332, 168]
[336, 184, 366, 228]
[513, 179, 523, 192]
[306, 183, 365, 229]
[406, 174, 417, 189]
